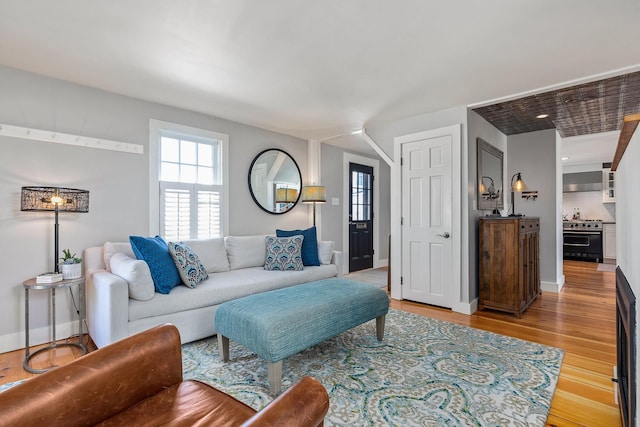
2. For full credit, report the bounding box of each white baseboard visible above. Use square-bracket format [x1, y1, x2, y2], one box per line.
[541, 276, 565, 293]
[0, 320, 81, 354]
[453, 298, 478, 315]
[374, 258, 388, 269]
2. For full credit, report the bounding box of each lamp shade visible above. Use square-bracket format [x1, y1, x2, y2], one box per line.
[301, 186, 326, 204]
[21, 186, 89, 212]
[275, 188, 298, 203]
[511, 173, 528, 192]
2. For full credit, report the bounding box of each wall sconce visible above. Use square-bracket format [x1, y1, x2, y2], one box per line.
[521, 191, 538, 201]
[21, 186, 90, 273]
[509, 173, 527, 217]
[301, 185, 326, 226]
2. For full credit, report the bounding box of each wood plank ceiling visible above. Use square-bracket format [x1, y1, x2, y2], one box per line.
[473, 71, 640, 137]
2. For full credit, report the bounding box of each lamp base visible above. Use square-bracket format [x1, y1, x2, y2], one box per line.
[508, 213, 525, 217]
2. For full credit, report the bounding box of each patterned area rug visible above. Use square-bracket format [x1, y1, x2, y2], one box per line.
[183, 309, 563, 426]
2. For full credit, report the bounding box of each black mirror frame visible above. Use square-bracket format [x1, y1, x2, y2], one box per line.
[248, 148, 302, 215]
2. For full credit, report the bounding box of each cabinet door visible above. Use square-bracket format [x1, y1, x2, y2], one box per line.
[603, 169, 615, 203]
[479, 220, 519, 309]
[603, 224, 617, 259]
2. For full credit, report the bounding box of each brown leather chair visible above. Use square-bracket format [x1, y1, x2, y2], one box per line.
[0, 324, 329, 426]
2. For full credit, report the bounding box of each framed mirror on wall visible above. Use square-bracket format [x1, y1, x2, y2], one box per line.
[477, 138, 504, 212]
[248, 148, 302, 214]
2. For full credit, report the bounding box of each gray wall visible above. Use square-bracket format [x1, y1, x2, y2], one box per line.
[507, 129, 563, 287]
[467, 111, 508, 300]
[0, 66, 310, 351]
[366, 106, 474, 306]
[320, 143, 390, 260]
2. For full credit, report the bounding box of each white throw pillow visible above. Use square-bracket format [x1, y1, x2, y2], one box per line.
[318, 241, 335, 265]
[104, 241, 135, 272]
[225, 235, 267, 270]
[109, 252, 155, 301]
[182, 237, 230, 273]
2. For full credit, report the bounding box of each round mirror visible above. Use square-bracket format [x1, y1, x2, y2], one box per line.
[248, 148, 302, 214]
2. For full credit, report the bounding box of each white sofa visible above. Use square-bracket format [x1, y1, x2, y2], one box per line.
[85, 235, 342, 348]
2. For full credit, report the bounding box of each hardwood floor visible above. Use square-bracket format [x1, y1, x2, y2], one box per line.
[0, 260, 619, 426]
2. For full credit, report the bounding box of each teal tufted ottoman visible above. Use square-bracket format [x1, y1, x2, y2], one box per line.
[214, 277, 389, 393]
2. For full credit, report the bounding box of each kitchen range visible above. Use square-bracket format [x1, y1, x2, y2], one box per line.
[563, 219, 603, 263]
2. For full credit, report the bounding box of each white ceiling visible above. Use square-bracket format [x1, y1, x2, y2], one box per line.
[562, 131, 619, 168]
[1, 1, 640, 147]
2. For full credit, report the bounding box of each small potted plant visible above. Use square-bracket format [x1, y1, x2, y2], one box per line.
[60, 249, 82, 279]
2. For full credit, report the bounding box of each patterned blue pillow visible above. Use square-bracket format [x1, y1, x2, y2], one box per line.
[168, 242, 209, 288]
[129, 235, 181, 294]
[276, 226, 320, 266]
[264, 235, 304, 271]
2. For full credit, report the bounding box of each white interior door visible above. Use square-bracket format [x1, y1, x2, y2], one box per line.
[401, 134, 453, 307]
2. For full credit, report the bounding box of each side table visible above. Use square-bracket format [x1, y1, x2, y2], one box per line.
[22, 276, 87, 373]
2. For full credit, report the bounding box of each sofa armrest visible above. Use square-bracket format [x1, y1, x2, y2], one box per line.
[332, 250, 344, 277]
[241, 376, 329, 427]
[0, 325, 183, 426]
[86, 269, 130, 348]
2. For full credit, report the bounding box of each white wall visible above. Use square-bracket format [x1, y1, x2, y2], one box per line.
[614, 125, 640, 419]
[0, 66, 311, 352]
[562, 191, 615, 222]
[507, 129, 564, 290]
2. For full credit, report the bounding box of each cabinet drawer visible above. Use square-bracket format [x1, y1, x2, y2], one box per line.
[520, 219, 539, 233]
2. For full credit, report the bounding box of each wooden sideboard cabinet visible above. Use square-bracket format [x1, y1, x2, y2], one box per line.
[478, 217, 540, 318]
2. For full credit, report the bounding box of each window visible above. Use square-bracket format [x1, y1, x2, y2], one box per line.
[150, 120, 228, 241]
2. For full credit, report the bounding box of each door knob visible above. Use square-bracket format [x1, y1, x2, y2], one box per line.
[437, 232, 450, 238]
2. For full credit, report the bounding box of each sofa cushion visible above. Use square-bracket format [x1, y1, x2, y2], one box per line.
[225, 235, 267, 270]
[317, 241, 335, 265]
[128, 264, 339, 322]
[130, 236, 181, 294]
[276, 226, 320, 266]
[109, 253, 155, 301]
[182, 238, 229, 273]
[264, 235, 304, 271]
[104, 241, 135, 273]
[168, 242, 208, 289]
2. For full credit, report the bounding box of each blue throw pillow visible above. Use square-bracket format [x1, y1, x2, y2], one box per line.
[129, 235, 181, 294]
[276, 226, 320, 266]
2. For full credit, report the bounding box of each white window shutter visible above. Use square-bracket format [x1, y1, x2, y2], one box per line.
[161, 187, 191, 241]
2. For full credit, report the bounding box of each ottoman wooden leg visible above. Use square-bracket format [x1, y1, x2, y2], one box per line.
[219, 335, 229, 362]
[376, 314, 386, 341]
[268, 360, 283, 394]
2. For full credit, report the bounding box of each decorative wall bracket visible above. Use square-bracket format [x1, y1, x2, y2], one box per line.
[521, 190, 538, 200]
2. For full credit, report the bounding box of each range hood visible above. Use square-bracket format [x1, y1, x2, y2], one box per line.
[562, 171, 603, 193]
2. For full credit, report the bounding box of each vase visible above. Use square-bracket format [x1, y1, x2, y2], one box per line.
[61, 263, 82, 279]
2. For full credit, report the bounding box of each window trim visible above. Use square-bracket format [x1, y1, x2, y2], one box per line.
[149, 119, 229, 237]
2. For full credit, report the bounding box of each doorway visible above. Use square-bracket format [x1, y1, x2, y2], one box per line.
[349, 162, 374, 272]
[343, 152, 380, 276]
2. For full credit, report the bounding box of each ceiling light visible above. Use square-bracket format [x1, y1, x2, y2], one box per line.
[562, 156, 569, 160]
[350, 129, 363, 135]
[536, 114, 549, 119]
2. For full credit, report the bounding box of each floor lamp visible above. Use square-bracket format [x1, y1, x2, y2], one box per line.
[21, 187, 90, 273]
[301, 185, 326, 226]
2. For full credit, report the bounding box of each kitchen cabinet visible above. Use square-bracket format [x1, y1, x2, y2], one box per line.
[478, 217, 540, 318]
[603, 223, 616, 261]
[603, 168, 615, 203]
